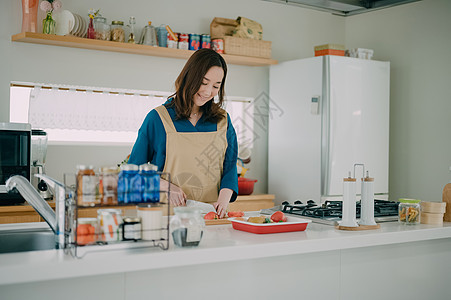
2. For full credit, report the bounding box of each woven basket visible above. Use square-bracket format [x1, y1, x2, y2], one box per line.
[223, 36, 272, 59]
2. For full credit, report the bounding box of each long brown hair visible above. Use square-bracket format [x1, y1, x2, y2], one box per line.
[167, 48, 227, 123]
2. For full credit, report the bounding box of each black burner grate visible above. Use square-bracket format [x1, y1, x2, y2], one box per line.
[282, 199, 399, 219]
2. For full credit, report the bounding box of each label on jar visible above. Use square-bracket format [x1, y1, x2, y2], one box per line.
[186, 224, 202, 243]
[82, 175, 96, 204]
[123, 223, 142, 240]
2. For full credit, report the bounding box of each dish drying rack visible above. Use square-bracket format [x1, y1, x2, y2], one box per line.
[62, 172, 171, 258]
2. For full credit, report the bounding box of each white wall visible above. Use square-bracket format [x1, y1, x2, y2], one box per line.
[0, 0, 345, 194]
[345, 0, 451, 202]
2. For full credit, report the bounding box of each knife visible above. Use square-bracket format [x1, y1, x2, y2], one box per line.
[185, 199, 217, 214]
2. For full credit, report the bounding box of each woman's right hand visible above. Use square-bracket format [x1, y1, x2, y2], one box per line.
[160, 179, 187, 206]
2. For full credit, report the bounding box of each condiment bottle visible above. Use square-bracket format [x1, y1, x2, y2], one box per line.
[121, 216, 142, 241]
[76, 165, 98, 206]
[339, 173, 358, 227]
[110, 20, 125, 42]
[127, 16, 136, 44]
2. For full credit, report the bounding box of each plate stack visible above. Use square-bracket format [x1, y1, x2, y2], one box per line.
[70, 12, 88, 38]
[420, 202, 446, 225]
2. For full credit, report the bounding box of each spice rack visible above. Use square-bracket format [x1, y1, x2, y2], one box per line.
[11, 32, 278, 66]
[63, 172, 171, 258]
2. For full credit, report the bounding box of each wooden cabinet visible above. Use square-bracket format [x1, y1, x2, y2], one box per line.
[0, 194, 275, 224]
[11, 32, 278, 67]
[0, 205, 42, 224]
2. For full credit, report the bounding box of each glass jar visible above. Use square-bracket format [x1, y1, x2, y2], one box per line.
[170, 207, 205, 247]
[398, 198, 421, 224]
[138, 204, 163, 240]
[110, 20, 125, 42]
[76, 165, 98, 206]
[93, 15, 110, 40]
[76, 217, 98, 245]
[97, 208, 123, 242]
[117, 164, 141, 204]
[121, 216, 142, 241]
[99, 166, 119, 205]
[139, 163, 160, 203]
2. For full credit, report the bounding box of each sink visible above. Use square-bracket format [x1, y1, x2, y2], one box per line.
[0, 226, 57, 254]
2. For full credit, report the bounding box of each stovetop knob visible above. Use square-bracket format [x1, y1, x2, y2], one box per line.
[294, 200, 303, 205]
[282, 201, 290, 206]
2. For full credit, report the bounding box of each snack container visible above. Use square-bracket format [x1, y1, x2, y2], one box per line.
[76, 218, 98, 245]
[98, 208, 123, 241]
[230, 216, 311, 234]
[398, 198, 421, 224]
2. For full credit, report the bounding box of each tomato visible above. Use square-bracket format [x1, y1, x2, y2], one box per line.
[270, 211, 287, 222]
[227, 211, 244, 217]
[204, 211, 219, 220]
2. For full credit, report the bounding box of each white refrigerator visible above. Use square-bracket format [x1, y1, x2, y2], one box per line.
[268, 55, 390, 204]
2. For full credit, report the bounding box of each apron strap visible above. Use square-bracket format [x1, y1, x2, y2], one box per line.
[217, 110, 228, 132]
[155, 105, 177, 133]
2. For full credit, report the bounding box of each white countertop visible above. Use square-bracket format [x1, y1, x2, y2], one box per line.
[1, 220, 451, 286]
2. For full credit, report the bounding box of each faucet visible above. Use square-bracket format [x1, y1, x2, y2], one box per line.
[6, 175, 68, 249]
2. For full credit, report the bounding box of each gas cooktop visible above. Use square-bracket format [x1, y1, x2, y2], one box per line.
[261, 199, 399, 226]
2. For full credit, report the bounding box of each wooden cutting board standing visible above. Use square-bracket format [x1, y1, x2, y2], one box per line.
[204, 219, 231, 226]
[443, 183, 451, 222]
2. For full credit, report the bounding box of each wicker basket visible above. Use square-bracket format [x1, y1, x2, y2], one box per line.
[223, 36, 272, 59]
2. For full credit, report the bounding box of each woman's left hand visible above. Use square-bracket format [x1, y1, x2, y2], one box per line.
[213, 188, 233, 218]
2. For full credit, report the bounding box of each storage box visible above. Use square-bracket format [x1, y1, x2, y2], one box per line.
[210, 17, 238, 39]
[314, 44, 345, 57]
[347, 48, 374, 60]
[224, 36, 272, 58]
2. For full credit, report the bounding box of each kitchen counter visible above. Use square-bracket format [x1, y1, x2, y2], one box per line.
[1, 220, 451, 299]
[0, 194, 275, 224]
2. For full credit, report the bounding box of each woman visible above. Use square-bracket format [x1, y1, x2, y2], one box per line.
[128, 48, 238, 218]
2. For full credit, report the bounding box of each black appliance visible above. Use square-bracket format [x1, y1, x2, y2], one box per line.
[0, 122, 31, 205]
[262, 199, 399, 225]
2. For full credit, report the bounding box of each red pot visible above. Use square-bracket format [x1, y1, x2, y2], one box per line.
[238, 177, 258, 195]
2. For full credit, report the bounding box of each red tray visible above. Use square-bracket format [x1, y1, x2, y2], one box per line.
[230, 216, 311, 234]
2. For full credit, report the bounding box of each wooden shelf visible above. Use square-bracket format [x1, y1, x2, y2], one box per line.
[11, 32, 278, 66]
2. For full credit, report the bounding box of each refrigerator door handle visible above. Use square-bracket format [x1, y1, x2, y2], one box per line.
[321, 56, 331, 197]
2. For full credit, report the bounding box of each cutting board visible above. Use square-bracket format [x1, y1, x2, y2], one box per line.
[335, 224, 380, 231]
[205, 218, 231, 226]
[443, 183, 451, 222]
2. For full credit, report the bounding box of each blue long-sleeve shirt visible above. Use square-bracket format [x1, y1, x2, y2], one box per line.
[128, 100, 238, 201]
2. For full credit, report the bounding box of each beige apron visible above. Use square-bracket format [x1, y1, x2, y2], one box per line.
[155, 105, 228, 203]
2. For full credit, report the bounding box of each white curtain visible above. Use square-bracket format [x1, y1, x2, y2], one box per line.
[28, 87, 166, 132]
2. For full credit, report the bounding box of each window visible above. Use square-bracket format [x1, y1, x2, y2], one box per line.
[10, 82, 254, 148]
